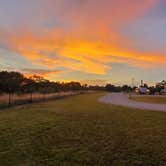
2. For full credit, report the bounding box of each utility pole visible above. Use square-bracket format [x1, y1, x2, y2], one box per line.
[131, 78, 135, 88]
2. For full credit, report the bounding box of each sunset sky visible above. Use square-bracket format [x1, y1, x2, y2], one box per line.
[0, 0, 166, 85]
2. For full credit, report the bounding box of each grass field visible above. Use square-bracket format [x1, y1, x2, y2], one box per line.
[131, 95, 166, 104]
[0, 93, 166, 166]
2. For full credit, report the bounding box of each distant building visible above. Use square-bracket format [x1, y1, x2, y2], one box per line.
[139, 87, 150, 94]
[157, 80, 166, 95]
[135, 80, 150, 95]
[160, 88, 166, 94]
[160, 84, 166, 95]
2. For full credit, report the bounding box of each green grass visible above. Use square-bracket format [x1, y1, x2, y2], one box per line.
[0, 93, 166, 166]
[131, 96, 166, 104]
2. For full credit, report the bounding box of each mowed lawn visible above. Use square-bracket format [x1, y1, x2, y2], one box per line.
[131, 95, 166, 104]
[0, 93, 166, 166]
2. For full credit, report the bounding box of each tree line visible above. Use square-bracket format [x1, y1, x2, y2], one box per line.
[1, 71, 165, 106]
[0, 71, 134, 105]
[0, 71, 85, 105]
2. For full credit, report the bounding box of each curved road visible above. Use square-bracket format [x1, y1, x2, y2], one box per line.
[99, 93, 166, 112]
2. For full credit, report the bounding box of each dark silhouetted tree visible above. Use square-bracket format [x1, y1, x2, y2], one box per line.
[0, 71, 24, 105]
[22, 78, 36, 102]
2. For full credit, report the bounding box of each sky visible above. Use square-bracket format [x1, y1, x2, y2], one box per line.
[0, 0, 166, 86]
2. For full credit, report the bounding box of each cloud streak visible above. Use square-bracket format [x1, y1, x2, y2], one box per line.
[1, 0, 164, 78]
[21, 68, 62, 77]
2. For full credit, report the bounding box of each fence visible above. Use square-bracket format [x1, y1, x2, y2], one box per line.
[0, 91, 86, 108]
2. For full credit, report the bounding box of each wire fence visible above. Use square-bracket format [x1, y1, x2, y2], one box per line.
[0, 91, 87, 108]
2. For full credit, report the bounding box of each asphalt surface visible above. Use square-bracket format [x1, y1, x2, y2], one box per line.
[99, 93, 166, 112]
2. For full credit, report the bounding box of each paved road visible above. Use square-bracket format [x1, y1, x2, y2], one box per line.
[99, 93, 166, 112]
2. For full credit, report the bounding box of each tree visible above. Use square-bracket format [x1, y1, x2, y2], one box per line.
[148, 86, 156, 95]
[32, 76, 50, 101]
[105, 84, 122, 92]
[66, 82, 82, 91]
[51, 82, 62, 92]
[21, 78, 36, 102]
[0, 71, 24, 105]
[122, 85, 132, 92]
[143, 83, 148, 88]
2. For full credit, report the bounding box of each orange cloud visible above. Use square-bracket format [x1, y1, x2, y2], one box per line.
[1, 0, 164, 76]
[21, 68, 62, 78]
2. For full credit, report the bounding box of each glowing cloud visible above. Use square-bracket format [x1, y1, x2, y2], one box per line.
[1, 0, 165, 78]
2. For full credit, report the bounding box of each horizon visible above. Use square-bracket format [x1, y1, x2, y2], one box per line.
[0, 0, 166, 85]
[1, 70, 164, 87]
